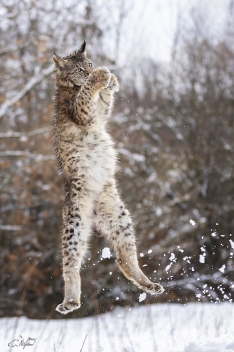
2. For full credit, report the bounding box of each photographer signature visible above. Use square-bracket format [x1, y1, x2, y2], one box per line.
[8, 335, 37, 349]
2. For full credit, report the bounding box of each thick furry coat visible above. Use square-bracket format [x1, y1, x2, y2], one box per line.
[53, 42, 163, 314]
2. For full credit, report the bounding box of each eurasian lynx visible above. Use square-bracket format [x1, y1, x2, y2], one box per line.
[53, 41, 163, 314]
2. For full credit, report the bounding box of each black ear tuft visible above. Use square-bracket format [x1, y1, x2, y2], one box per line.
[78, 40, 86, 54]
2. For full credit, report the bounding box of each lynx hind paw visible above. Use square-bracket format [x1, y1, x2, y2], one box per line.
[55, 300, 80, 315]
[91, 67, 110, 87]
[107, 73, 119, 92]
[143, 283, 164, 295]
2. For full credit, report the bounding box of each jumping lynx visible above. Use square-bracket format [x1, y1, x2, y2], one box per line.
[53, 41, 164, 314]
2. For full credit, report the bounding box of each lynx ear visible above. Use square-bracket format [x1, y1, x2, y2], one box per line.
[53, 53, 66, 68]
[78, 40, 87, 56]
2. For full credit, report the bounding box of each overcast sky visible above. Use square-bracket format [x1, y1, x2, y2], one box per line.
[101, 0, 231, 64]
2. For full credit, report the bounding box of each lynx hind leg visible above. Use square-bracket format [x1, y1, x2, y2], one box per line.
[56, 182, 93, 315]
[97, 183, 164, 295]
[56, 263, 81, 315]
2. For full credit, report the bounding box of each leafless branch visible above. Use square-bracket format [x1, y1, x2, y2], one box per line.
[0, 127, 52, 139]
[0, 150, 55, 161]
[0, 45, 28, 56]
[0, 225, 22, 231]
[162, 270, 233, 292]
[0, 64, 54, 119]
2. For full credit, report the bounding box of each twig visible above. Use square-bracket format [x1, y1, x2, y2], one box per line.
[80, 334, 87, 352]
[33, 303, 57, 352]
[123, 311, 136, 352]
[168, 305, 175, 348]
[55, 321, 66, 352]
[0, 150, 55, 161]
[147, 303, 157, 352]
[0, 127, 52, 139]
[99, 314, 118, 352]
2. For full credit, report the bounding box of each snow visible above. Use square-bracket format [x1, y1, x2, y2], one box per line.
[219, 265, 226, 273]
[169, 253, 176, 261]
[101, 247, 111, 259]
[189, 219, 196, 226]
[199, 255, 205, 263]
[166, 263, 173, 272]
[1, 303, 234, 352]
[229, 240, 234, 249]
[139, 292, 146, 302]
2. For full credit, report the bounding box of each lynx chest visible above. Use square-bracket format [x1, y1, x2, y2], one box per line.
[59, 125, 117, 193]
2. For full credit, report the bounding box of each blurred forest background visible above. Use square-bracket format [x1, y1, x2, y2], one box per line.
[0, 0, 233, 319]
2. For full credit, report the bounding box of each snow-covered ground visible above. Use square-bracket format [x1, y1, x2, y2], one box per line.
[2, 303, 234, 352]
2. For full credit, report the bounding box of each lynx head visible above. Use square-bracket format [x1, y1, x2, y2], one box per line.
[53, 41, 93, 88]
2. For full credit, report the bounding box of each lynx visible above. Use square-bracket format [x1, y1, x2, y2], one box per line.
[53, 41, 164, 314]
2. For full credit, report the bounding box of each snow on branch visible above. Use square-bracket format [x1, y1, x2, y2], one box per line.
[0, 225, 22, 231]
[0, 150, 55, 161]
[0, 44, 28, 56]
[0, 64, 54, 119]
[0, 127, 52, 139]
[162, 270, 233, 293]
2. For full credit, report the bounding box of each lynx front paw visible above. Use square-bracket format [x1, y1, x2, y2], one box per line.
[89, 67, 111, 88]
[106, 73, 119, 92]
[55, 300, 80, 315]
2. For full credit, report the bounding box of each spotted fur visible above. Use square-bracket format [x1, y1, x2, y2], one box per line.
[53, 41, 164, 315]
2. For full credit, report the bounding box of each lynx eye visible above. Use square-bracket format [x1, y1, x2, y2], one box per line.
[88, 63, 92, 67]
[77, 67, 84, 72]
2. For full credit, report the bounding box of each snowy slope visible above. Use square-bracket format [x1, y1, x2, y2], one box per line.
[1, 303, 234, 352]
